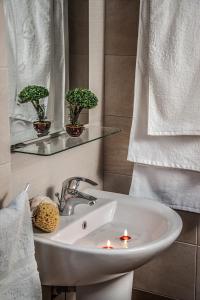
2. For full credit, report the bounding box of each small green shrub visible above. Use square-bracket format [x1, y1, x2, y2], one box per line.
[18, 85, 49, 121]
[65, 88, 98, 125]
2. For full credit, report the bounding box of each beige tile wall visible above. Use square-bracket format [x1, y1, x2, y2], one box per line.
[11, 140, 103, 199]
[103, 1, 200, 299]
[68, 0, 89, 125]
[88, 0, 105, 126]
[103, 0, 136, 193]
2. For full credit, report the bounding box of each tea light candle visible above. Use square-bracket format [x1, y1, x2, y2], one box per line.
[102, 240, 113, 249]
[120, 229, 131, 241]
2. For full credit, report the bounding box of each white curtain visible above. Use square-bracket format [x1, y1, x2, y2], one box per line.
[4, 0, 68, 144]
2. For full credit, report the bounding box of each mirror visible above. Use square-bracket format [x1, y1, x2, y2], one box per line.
[4, 0, 89, 145]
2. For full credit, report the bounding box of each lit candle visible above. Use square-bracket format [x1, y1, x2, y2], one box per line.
[120, 229, 131, 241]
[103, 240, 113, 249]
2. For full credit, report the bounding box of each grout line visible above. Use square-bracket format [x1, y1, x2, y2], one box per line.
[173, 240, 198, 247]
[104, 170, 133, 177]
[134, 288, 180, 300]
[104, 114, 133, 119]
[69, 53, 89, 56]
[105, 54, 137, 58]
[194, 246, 199, 300]
[104, 171, 132, 178]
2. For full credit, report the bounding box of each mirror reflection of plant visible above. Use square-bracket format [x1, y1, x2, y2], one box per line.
[18, 85, 49, 121]
[65, 88, 98, 125]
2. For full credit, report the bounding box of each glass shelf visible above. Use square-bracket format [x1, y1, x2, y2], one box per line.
[11, 126, 120, 156]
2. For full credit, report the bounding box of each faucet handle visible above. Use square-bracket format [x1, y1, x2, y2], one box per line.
[66, 177, 98, 191]
[75, 177, 98, 186]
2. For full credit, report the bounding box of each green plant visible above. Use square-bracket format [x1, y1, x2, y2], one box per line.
[65, 88, 98, 125]
[18, 85, 49, 121]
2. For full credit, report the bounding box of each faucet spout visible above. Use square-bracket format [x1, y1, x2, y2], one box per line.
[55, 177, 98, 216]
[77, 191, 97, 201]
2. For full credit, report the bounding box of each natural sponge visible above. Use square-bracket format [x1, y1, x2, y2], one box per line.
[30, 195, 56, 212]
[32, 202, 59, 233]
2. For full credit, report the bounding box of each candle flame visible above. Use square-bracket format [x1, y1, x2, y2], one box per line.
[124, 229, 128, 237]
[107, 240, 111, 247]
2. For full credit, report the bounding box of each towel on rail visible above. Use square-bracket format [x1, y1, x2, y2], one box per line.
[130, 164, 200, 213]
[148, 0, 200, 135]
[128, 0, 200, 171]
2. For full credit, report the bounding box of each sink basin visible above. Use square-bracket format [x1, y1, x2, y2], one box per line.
[34, 189, 182, 288]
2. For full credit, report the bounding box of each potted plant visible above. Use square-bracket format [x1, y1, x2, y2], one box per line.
[18, 85, 51, 136]
[65, 88, 98, 137]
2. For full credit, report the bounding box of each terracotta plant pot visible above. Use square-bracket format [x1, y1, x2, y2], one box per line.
[33, 120, 51, 137]
[65, 124, 84, 137]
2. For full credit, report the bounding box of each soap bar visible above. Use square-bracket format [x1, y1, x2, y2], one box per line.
[32, 202, 59, 233]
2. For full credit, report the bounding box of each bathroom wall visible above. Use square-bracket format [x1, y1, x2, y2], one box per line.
[68, 0, 89, 125]
[0, 0, 103, 204]
[103, 1, 200, 300]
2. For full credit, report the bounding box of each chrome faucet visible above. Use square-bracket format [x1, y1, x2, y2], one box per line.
[55, 177, 98, 216]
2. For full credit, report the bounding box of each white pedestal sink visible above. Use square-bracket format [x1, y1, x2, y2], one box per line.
[34, 189, 182, 300]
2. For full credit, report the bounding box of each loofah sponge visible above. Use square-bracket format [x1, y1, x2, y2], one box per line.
[30, 195, 57, 212]
[32, 202, 59, 233]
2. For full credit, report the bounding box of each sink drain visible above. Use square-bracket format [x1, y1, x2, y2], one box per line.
[82, 221, 87, 230]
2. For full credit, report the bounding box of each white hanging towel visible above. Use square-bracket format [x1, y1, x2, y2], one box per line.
[148, 0, 200, 135]
[128, 0, 200, 171]
[130, 164, 200, 213]
[0, 191, 42, 300]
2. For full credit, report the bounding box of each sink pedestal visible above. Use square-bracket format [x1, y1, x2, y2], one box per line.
[76, 272, 134, 300]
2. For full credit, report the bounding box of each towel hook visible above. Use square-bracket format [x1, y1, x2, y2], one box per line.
[24, 183, 31, 192]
